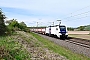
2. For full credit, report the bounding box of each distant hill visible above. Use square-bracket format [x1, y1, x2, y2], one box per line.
[84, 25, 90, 31]
[77, 25, 90, 31]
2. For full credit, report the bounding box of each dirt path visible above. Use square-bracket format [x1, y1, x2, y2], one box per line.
[15, 31, 67, 60]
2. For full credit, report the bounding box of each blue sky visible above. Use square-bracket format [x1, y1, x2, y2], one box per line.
[0, 0, 90, 27]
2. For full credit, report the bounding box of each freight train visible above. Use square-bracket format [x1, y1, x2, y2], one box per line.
[30, 25, 68, 39]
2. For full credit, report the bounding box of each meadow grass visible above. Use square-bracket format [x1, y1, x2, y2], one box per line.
[0, 34, 31, 60]
[31, 32, 90, 60]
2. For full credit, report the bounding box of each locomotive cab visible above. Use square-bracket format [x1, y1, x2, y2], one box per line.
[45, 25, 68, 39]
[55, 25, 68, 39]
[59, 26, 68, 39]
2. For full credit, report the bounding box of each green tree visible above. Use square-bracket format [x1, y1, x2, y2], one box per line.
[19, 22, 27, 30]
[19, 22, 30, 32]
[84, 25, 90, 31]
[0, 8, 7, 35]
[78, 26, 86, 31]
[8, 19, 20, 32]
[67, 27, 74, 31]
[7, 20, 30, 32]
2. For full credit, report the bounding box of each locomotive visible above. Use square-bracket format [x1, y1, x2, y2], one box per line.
[46, 25, 68, 38]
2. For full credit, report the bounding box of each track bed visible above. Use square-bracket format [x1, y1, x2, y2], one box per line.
[37, 33, 90, 58]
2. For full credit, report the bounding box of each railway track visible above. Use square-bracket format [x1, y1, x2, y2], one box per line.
[42, 34, 90, 48]
[36, 33, 90, 57]
[65, 37, 90, 48]
[65, 38, 90, 48]
[37, 33, 90, 48]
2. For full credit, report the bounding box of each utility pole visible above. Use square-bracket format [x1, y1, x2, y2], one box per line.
[37, 22, 38, 27]
[53, 22, 54, 26]
[57, 20, 61, 26]
[37, 22, 38, 32]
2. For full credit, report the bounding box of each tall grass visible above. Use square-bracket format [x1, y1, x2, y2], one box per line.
[31, 32, 90, 60]
[0, 35, 31, 60]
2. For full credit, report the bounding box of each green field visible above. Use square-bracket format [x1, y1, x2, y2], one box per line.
[69, 34, 90, 40]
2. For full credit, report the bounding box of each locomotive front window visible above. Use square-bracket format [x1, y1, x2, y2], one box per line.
[59, 26, 66, 31]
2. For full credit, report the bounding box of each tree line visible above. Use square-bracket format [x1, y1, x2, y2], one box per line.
[67, 25, 90, 31]
[0, 8, 30, 36]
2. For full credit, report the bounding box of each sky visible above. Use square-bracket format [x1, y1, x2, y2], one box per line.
[0, 0, 90, 27]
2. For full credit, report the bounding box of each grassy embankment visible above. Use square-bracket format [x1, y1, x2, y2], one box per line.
[0, 33, 31, 60]
[0, 31, 90, 60]
[31, 32, 90, 60]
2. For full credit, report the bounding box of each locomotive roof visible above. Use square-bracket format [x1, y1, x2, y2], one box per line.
[48, 25, 66, 27]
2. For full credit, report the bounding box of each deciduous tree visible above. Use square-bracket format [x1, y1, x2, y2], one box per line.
[0, 8, 7, 35]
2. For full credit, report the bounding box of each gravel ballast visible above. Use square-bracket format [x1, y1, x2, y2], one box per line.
[38, 34, 90, 58]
